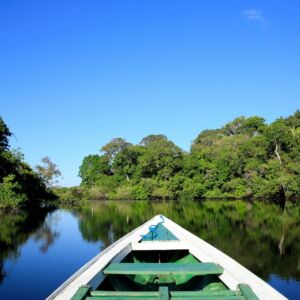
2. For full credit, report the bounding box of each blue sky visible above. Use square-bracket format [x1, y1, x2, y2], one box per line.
[1, 0, 299, 186]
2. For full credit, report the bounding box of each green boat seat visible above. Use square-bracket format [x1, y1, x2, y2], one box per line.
[171, 290, 240, 297]
[89, 290, 241, 299]
[87, 286, 169, 300]
[170, 285, 258, 300]
[72, 282, 258, 300]
[86, 296, 158, 300]
[72, 284, 258, 300]
[103, 263, 224, 276]
[90, 291, 159, 297]
[171, 297, 245, 300]
[88, 287, 247, 300]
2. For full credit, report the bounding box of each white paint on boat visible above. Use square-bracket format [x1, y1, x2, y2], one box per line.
[132, 241, 187, 251]
[46, 215, 287, 300]
[160, 215, 287, 300]
[46, 217, 155, 300]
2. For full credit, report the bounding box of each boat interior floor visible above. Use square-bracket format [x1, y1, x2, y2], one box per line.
[71, 250, 259, 300]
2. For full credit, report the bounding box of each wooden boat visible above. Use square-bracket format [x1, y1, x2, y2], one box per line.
[47, 215, 287, 300]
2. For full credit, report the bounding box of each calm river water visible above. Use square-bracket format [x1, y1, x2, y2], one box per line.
[0, 200, 299, 299]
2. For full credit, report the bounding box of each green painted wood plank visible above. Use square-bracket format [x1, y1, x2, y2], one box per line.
[71, 285, 91, 300]
[159, 286, 169, 300]
[85, 297, 158, 300]
[90, 291, 159, 297]
[104, 263, 223, 276]
[141, 224, 178, 241]
[171, 290, 240, 297]
[238, 284, 259, 300]
[172, 297, 245, 300]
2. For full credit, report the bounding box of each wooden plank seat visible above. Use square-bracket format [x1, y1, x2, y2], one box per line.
[171, 285, 258, 300]
[172, 294, 254, 299]
[72, 283, 258, 300]
[89, 290, 242, 299]
[87, 287, 168, 300]
[86, 296, 158, 300]
[171, 290, 240, 297]
[170, 285, 258, 300]
[103, 262, 224, 276]
[86, 285, 258, 300]
[90, 291, 159, 297]
[90, 290, 239, 297]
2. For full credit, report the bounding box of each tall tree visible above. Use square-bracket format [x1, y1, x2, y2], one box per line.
[35, 157, 61, 188]
[0, 117, 12, 151]
[191, 129, 224, 151]
[138, 139, 183, 180]
[223, 116, 265, 136]
[139, 134, 167, 146]
[79, 154, 111, 186]
[101, 138, 131, 161]
[112, 146, 142, 181]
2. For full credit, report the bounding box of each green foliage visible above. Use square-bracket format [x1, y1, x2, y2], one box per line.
[223, 116, 266, 136]
[77, 111, 300, 200]
[139, 134, 168, 146]
[0, 117, 12, 151]
[53, 186, 87, 204]
[179, 177, 205, 200]
[87, 186, 108, 200]
[35, 156, 61, 187]
[0, 175, 26, 208]
[137, 139, 183, 180]
[0, 117, 56, 210]
[131, 185, 149, 200]
[101, 138, 131, 161]
[112, 146, 143, 181]
[79, 155, 111, 185]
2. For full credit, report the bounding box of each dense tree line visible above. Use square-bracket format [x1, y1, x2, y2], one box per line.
[79, 111, 300, 200]
[0, 117, 57, 209]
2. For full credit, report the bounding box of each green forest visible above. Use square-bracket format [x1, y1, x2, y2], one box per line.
[1, 111, 300, 208]
[78, 111, 300, 201]
[0, 117, 57, 209]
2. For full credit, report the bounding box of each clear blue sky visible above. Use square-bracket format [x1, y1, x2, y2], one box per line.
[1, 1, 299, 186]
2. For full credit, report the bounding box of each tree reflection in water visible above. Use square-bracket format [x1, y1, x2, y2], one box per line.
[33, 213, 60, 253]
[0, 208, 59, 282]
[77, 200, 300, 282]
[0, 200, 299, 295]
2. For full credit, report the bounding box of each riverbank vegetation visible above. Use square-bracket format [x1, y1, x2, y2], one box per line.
[0, 117, 57, 209]
[2, 111, 300, 207]
[78, 111, 300, 201]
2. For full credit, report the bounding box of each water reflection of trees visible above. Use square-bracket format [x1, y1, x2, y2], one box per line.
[77, 200, 300, 282]
[0, 261, 5, 284]
[0, 208, 59, 282]
[33, 213, 60, 253]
